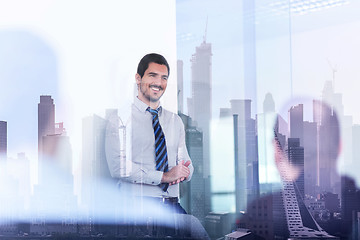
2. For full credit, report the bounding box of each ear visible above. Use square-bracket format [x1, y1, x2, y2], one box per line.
[135, 73, 141, 85]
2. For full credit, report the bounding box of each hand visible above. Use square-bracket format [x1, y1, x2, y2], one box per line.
[169, 161, 191, 185]
[161, 160, 190, 184]
[168, 161, 191, 185]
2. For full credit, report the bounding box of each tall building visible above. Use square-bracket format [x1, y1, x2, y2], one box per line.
[303, 121, 318, 197]
[353, 125, 360, 169]
[263, 93, 275, 113]
[177, 60, 184, 114]
[287, 138, 305, 199]
[289, 104, 304, 146]
[41, 127, 73, 184]
[341, 176, 360, 237]
[81, 111, 117, 199]
[32, 121, 77, 233]
[0, 121, 7, 161]
[81, 111, 119, 234]
[38, 95, 55, 154]
[256, 93, 281, 194]
[179, 113, 206, 225]
[188, 38, 212, 213]
[318, 103, 340, 194]
[231, 99, 258, 211]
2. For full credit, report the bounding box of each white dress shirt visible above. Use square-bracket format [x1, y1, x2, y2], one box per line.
[105, 97, 193, 198]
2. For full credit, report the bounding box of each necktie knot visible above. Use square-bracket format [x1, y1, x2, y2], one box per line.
[147, 107, 160, 116]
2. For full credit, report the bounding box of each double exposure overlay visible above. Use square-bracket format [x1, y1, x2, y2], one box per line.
[0, 0, 360, 239]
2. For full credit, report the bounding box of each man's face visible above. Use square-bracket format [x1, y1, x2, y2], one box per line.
[136, 62, 168, 106]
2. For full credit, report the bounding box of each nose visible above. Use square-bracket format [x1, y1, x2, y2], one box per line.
[153, 76, 163, 85]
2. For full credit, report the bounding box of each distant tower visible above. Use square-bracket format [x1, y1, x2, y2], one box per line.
[231, 99, 258, 211]
[38, 95, 55, 154]
[81, 111, 117, 205]
[353, 125, 360, 167]
[263, 92, 275, 113]
[177, 60, 184, 114]
[179, 113, 206, 224]
[287, 138, 305, 199]
[289, 104, 304, 146]
[303, 121, 318, 197]
[318, 101, 340, 194]
[188, 29, 212, 213]
[0, 121, 7, 161]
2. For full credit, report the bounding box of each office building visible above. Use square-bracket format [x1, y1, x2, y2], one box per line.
[287, 138, 305, 199]
[177, 60, 184, 114]
[0, 121, 7, 161]
[188, 39, 212, 213]
[231, 99, 258, 211]
[303, 121, 318, 197]
[289, 104, 304, 146]
[38, 95, 55, 154]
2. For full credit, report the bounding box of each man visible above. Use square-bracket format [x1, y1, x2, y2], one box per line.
[106, 53, 193, 214]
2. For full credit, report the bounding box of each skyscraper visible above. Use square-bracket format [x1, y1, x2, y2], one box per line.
[289, 104, 304, 146]
[231, 99, 258, 211]
[188, 39, 212, 213]
[303, 121, 318, 197]
[81, 112, 117, 204]
[341, 176, 360, 237]
[41, 126, 73, 184]
[263, 93, 275, 113]
[38, 95, 55, 154]
[0, 121, 7, 161]
[318, 104, 340, 194]
[177, 60, 184, 114]
[256, 93, 281, 194]
[353, 125, 360, 169]
[179, 113, 206, 225]
[287, 138, 305, 199]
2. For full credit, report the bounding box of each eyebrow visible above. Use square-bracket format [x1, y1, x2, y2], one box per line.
[148, 72, 168, 78]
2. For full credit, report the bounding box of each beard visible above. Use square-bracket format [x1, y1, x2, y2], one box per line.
[139, 83, 164, 103]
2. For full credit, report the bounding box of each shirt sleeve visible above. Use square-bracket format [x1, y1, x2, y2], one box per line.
[105, 113, 163, 185]
[177, 116, 194, 182]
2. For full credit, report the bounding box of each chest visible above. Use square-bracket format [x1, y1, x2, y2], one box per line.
[131, 112, 180, 160]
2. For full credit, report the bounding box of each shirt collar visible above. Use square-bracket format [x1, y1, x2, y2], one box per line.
[134, 96, 163, 115]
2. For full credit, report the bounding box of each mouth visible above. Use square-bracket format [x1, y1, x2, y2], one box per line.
[150, 85, 163, 92]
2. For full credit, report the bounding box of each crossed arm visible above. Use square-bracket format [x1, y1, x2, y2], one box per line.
[162, 160, 191, 185]
[161, 118, 194, 185]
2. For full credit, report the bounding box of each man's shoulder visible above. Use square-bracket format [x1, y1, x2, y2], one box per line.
[161, 108, 181, 118]
[161, 108, 184, 125]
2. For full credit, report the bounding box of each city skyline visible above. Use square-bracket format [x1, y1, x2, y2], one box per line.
[0, 77, 359, 238]
[0, 0, 360, 237]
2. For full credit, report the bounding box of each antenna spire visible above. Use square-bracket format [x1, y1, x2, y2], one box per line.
[203, 16, 208, 43]
[327, 58, 337, 91]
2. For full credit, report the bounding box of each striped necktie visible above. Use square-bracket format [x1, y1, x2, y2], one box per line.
[147, 107, 169, 192]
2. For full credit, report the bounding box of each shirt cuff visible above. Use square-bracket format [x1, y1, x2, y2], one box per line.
[143, 170, 163, 185]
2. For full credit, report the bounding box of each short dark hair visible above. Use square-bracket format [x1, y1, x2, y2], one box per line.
[137, 53, 170, 78]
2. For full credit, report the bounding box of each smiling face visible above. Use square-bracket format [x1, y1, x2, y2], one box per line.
[136, 62, 168, 107]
